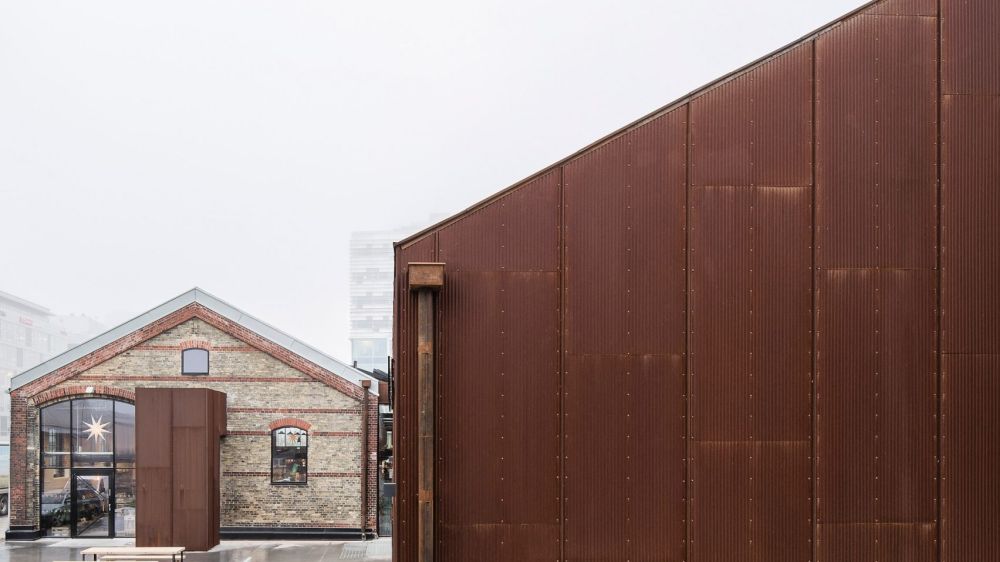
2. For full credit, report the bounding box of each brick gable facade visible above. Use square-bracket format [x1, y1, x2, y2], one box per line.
[7, 305, 377, 540]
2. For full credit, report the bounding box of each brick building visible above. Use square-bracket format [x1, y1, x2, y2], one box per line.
[5, 288, 379, 541]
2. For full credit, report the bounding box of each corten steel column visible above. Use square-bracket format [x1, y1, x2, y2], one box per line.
[408, 262, 445, 562]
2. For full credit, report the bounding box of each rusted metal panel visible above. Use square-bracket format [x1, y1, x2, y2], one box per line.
[690, 185, 811, 439]
[437, 272, 504, 528]
[690, 43, 812, 189]
[627, 110, 687, 357]
[387, 0, 1000, 560]
[814, 7, 939, 560]
[751, 187, 813, 442]
[817, 269, 879, 526]
[394, 236, 437, 562]
[625, 354, 686, 561]
[136, 388, 225, 551]
[941, 354, 1000, 561]
[817, 524, 877, 562]
[408, 263, 445, 290]
[692, 441, 811, 562]
[501, 172, 561, 272]
[564, 133, 628, 357]
[689, 183, 812, 561]
[878, 523, 937, 562]
[816, 268, 937, 555]
[939, 12, 1000, 555]
[816, 12, 937, 270]
[820, 522, 935, 562]
[751, 441, 812, 562]
[433, 164, 561, 560]
[690, 442, 751, 562]
[942, 0, 1000, 95]
[564, 109, 687, 356]
[690, 186, 754, 441]
[877, 269, 937, 524]
[563, 109, 687, 560]
[866, 0, 937, 17]
[501, 273, 560, 534]
[435, 271, 560, 562]
[438, 171, 560, 273]
[564, 354, 628, 560]
[136, 389, 173, 546]
[941, 95, 1000, 354]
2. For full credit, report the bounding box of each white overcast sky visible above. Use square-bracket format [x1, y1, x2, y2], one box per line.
[1, 0, 868, 360]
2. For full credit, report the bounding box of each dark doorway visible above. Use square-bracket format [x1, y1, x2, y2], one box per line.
[39, 398, 136, 539]
[72, 469, 114, 538]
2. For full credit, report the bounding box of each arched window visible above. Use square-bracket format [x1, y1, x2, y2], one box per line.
[39, 398, 135, 538]
[181, 348, 209, 375]
[271, 427, 308, 484]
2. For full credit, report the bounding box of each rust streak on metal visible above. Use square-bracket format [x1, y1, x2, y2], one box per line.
[409, 263, 445, 290]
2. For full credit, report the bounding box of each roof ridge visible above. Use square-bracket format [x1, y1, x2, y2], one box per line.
[396, 0, 885, 249]
[10, 288, 376, 394]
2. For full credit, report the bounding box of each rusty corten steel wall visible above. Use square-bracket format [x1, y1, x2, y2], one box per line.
[563, 110, 687, 560]
[392, 0, 1000, 560]
[941, 0, 1000, 560]
[435, 171, 562, 560]
[394, 235, 437, 560]
[815, 3, 939, 561]
[689, 40, 813, 562]
[136, 388, 227, 551]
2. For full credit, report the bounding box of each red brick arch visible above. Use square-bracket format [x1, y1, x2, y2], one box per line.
[268, 417, 312, 432]
[179, 339, 212, 351]
[29, 385, 135, 407]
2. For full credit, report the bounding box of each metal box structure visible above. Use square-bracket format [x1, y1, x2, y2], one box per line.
[136, 388, 227, 551]
[393, 0, 1000, 559]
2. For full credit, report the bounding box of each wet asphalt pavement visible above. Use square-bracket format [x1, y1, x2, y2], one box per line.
[0, 537, 391, 562]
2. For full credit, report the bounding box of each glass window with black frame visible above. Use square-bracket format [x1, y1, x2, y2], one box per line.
[271, 427, 308, 484]
[181, 348, 209, 375]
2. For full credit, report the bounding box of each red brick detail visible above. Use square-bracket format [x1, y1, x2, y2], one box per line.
[227, 430, 361, 437]
[222, 471, 361, 478]
[132, 344, 254, 352]
[228, 407, 360, 414]
[76, 375, 309, 383]
[364, 396, 378, 529]
[268, 417, 312, 431]
[9, 396, 29, 526]
[28, 385, 136, 407]
[179, 339, 211, 351]
[220, 521, 364, 528]
[11, 303, 370, 403]
[314, 431, 362, 437]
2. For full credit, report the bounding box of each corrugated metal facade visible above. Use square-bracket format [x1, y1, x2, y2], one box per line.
[393, 0, 1000, 559]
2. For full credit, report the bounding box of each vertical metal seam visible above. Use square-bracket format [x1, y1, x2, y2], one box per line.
[558, 165, 567, 562]
[935, 0, 943, 560]
[434, 231, 441, 560]
[684, 102, 692, 562]
[810, 37, 819, 562]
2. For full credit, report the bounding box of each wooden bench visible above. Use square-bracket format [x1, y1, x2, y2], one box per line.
[79, 546, 185, 561]
[102, 557, 182, 561]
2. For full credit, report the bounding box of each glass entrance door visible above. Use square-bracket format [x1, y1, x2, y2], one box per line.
[72, 470, 114, 537]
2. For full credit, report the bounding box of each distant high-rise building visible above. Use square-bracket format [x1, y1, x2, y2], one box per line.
[349, 221, 438, 373]
[0, 290, 105, 444]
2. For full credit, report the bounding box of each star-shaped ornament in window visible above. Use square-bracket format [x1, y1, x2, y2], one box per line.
[84, 416, 110, 442]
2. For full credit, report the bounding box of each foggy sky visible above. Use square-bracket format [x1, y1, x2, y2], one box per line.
[0, 0, 867, 361]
